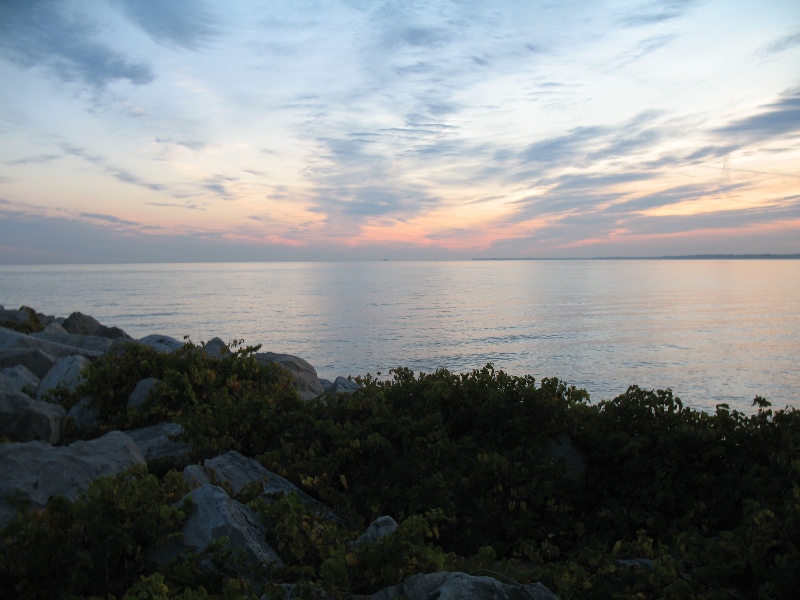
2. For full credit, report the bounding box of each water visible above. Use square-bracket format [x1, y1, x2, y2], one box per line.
[1, 260, 798, 413]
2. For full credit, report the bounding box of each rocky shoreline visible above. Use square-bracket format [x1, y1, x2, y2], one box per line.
[1, 305, 561, 599]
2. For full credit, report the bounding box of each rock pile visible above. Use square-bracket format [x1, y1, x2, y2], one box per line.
[0, 305, 561, 599]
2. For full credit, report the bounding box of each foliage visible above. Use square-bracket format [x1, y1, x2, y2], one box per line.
[4, 339, 799, 598]
[0, 467, 190, 599]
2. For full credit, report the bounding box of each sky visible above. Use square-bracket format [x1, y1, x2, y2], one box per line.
[0, 0, 799, 263]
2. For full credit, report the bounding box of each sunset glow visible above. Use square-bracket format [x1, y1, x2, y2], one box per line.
[1, 0, 798, 262]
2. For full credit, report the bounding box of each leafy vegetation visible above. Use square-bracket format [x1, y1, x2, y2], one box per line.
[2, 340, 798, 599]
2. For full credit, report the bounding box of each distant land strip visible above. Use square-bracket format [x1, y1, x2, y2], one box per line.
[472, 254, 800, 260]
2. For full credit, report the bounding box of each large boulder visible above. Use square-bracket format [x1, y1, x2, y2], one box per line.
[0, 365, 40, 395]
[0, 431, 146, 528]
[138, 334, 184, 353]
[0, 306, 37, 329]
[327, 376, 361, 396]
[203, 337, 229, 358]
[0, 346, 58, 379]
[62, 311, 131, 339]
[36, 355, 91, 400]
[361, 572, 560, 600]
[66, 396, 100, 432]
[546, 432, 586, 483]
[0, 389, 65, 444]
[126, 422, 192, 466]
[184, 450, 342, 523]
[0, 326, 106, 369]
[352, 516, 398, 546]
[31, 327, 122, 355]
[127, 377, 160, 412]
[152, 484, 283, 582]
[255, 352, 324, 401]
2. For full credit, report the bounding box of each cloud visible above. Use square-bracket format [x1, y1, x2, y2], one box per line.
[622, 0, 697, 26]
[113, 0, 217, 50]
[521, 126, 607, 165]
[5, 153, 62, 166]
[109, 168, 165, 192]
[765, 31, 800, 54]
[0, 0, 153, 90]
[79, 211, 140, 227]
[714, 88, 800, 143]
[146, 202, 201, 210]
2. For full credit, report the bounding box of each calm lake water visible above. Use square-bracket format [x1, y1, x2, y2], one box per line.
[1, 260, 798, 414]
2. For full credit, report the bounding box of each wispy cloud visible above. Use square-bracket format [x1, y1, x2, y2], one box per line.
[0, 1, 153, 90]
[714, 88, 800, 143]
[113, 0, 217, 50]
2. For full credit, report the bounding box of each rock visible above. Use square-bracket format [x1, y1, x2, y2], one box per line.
[184, 450, 342, 523]
[138, 334, 184, 353]
[0, 346, 58, 379]
[0, 364, 40, 395]
[328, 375, 361, 396]
[0, 389, 66, 444]
[0, 431, 146, 528]
[0, 306, 35, 328]
[62, 311, 131, 339]
[36, 355, 91, 400]
[127, 377, 160, 411]
[0, 326, 106, 367]
[546, 432, 586, 483]
[204, 337, 229, 358]
[617, 558, 655, 571]
[353, 515, 398, 546]
[255, 352, 324, 401]
[66, 396, 100, 432]
[319, 378, 333, 392]
[41, 322, 68, 336]
[361, 572, 560, 600]
[126, 422, 192, 466]
[31, 328, 121, 355]
[152, 484, 283, 581]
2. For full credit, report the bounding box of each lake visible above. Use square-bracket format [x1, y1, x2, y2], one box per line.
[1, 260, 798, 414]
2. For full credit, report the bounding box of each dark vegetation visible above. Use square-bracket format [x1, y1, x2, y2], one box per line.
[2, 340, 798, 599]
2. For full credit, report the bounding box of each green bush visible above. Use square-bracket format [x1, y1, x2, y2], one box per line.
[4, 339, 798, 599]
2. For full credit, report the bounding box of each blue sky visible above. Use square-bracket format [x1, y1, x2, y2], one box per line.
[1, 0, 799, 262]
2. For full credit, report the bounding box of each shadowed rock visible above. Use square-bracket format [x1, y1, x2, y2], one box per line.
[62, 311, 131, 339]
[126, 422, 192, 466]
[0, 431, 145, 528]
[360, 572, 560, 600]
[0, 365, 40, 395]
[255, 352, 324, 400]
[0, 390, 65, 444]
[127, 377, 160, 411]
[184, 450, 342, 523]
[36, 355, 91, 400]
[151, 484, 283, 585]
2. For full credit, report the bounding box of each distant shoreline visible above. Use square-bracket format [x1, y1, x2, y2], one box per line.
[472, 254, 800, 261]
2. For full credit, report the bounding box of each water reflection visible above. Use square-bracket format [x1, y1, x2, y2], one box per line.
[1, 260, 797, 413]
